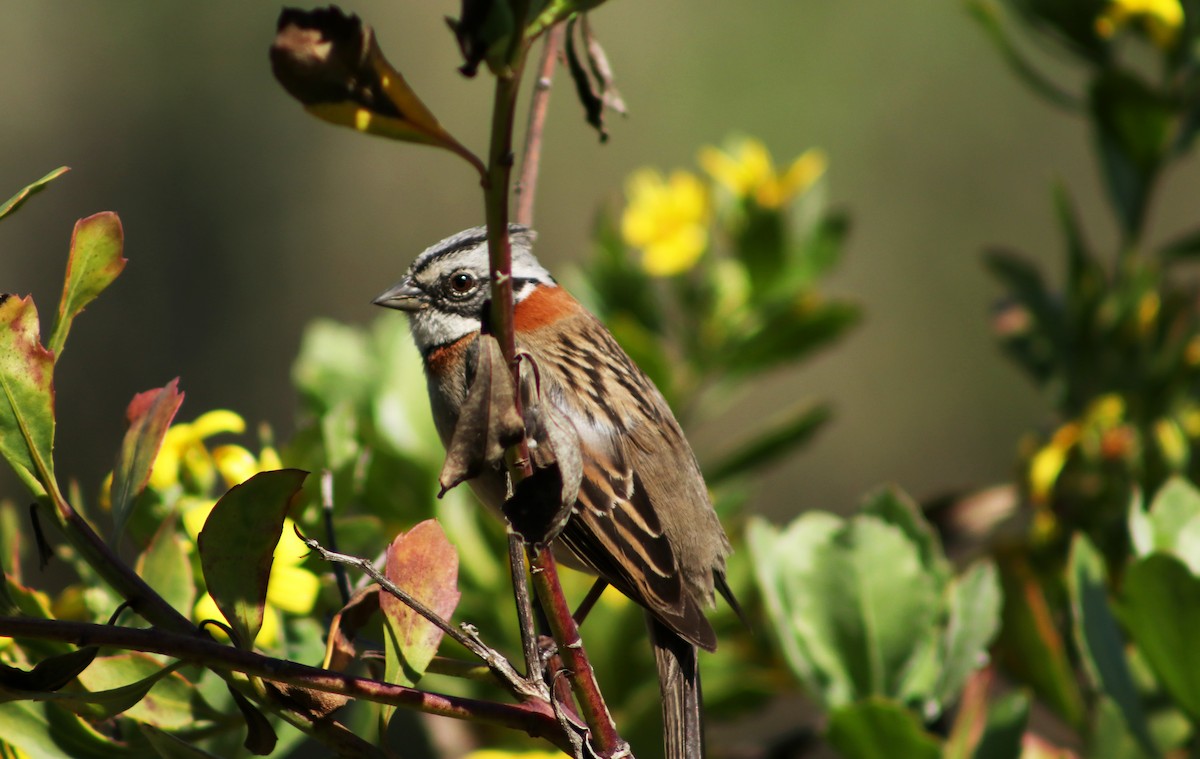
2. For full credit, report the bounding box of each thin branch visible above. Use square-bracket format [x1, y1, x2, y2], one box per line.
[529, 547, 629, 758]
[510, 529, 545, 686]
[48, 499, 196, 634]
[515, 24, 565, 228]
[319, 470, 352, 605]
[0, 616, 571, 752]
[300, 531, 547, 703]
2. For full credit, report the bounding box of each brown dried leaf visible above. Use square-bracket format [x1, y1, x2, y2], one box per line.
[270, 8, 482, 172]
[565, 15, 625, 143]
[264, 681, 351, 721]
[438, 335, 524, 495]
[322, 585, 381, 672]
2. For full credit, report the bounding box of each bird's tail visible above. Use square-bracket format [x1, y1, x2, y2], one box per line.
[648, 615, 704, 759]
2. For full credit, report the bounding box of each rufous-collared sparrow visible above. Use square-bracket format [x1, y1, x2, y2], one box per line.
[374, 225, 734, 759]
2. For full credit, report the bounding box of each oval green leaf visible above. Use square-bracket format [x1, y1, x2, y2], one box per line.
[197, 469, 308, 648]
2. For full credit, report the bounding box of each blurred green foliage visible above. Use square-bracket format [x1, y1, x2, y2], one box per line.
[5, 1, 1200, 758]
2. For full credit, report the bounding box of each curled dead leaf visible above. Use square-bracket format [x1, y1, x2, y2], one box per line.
[438, 335, 524, 496]
[565, 15, 626, 143]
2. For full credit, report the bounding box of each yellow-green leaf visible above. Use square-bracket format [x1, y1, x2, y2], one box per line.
[0, 167, 69, 222]
[48, 212, 126, 359]
[0, 295, 57, 499]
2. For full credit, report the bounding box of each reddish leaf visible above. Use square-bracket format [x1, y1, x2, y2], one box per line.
[381, 520, 461, 689]
[111, 379, 184, 542]
[197, 469, 308, 648]
[0, 294, 58, 499]
[48, 212, 126, 359]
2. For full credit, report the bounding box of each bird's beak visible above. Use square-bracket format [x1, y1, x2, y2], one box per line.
[373, 279, 427, 312]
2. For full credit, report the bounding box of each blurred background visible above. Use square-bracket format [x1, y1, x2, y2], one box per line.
[2, 0, 1196, 520]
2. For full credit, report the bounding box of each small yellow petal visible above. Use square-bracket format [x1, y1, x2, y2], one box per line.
[195, 591, 280, 646]
[98, 471, 113, 512]
[1085, 394, 1125, 428]
[191, 410, 247, 440]
[259, 446, 283, 471]
[266, 565, 320, 615]
[1155, 417, 1188, 470]
[274, 519, 310, 566]
[193, 593, 226, 637]
[149, 425, 193, 491]
[212, 445, 259, 488]
[1096, 0, 1183, 48]
[256, 605, 280, 646]
[181, 498, 216, 541]
[620, 168, 710, 277]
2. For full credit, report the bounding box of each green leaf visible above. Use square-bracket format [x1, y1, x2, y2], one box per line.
[1052, 182, 1103, 316]
[993, 554, 1085, 727]
[735, 204, 789, 295]
[1135, 477, 1200, 571]
[1158, 226, 1200, 264]
[826, 697, 941, 759]
[0, 646, 97, 693]
[964, 1, 1078, 110]
[747, 513, 846, 702]
[1089, 72, 1172, 241]
[381, 519, 461, 727]
[859, 486, 950, 583]
[0, 167, 69, 223]
[937, 562, 1002, 709]
[791, 211, 849, 288]
[136, 517, 196, 621]
[725, 299, 859, 377]
[140, 725, 223, 759]
[0, 701, 143, 758]
[1119, 554, 1200, 721]
[0, 295, 57, 500]
[1090, 697, 1155, 759]
[197, 469, 307, 648]
[226, 684, 276, 756]
[47, 212, 126, 359]
[111, 379, 184, 543]
[972, 690, 1030, 759]
[705, 402, 830, 485]
[810, 517, 940, 701]
[983, 248, 1058, 331]
[1069, 535, 1156, 756]
[57, 655, 187, 722]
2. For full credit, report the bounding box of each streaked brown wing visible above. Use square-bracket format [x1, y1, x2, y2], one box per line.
[520, 308, 718, 651]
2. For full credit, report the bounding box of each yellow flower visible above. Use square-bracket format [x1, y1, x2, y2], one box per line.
[1096, 0, 1184, 49]
[699, 138, 827, 209]
[1029, 422, 1081, 504]
[194, 592, 280, 647]
[621, 169, 710, 276]
[149, 410, 247, 491]
[212, 443, 282, 488]
[1155, 417, 1189, 470]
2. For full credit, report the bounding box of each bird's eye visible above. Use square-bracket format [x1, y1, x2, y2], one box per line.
[446, 271, 476, 296]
